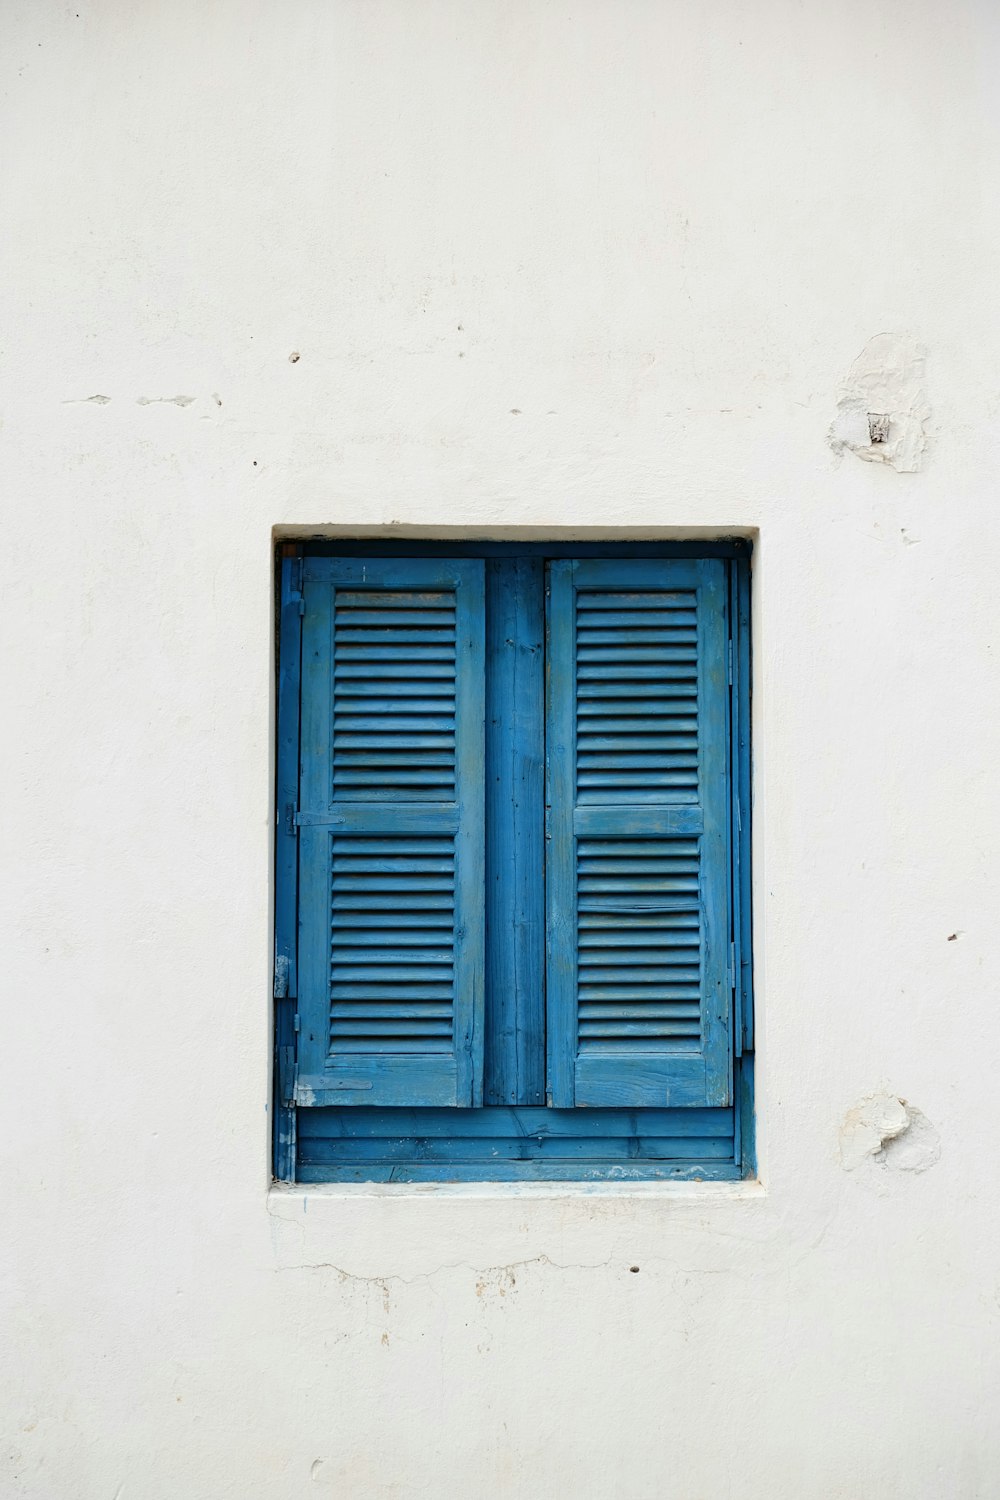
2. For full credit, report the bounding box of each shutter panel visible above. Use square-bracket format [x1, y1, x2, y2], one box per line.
[546, 559, 731, 1108]
[295, 558, 485, 1107]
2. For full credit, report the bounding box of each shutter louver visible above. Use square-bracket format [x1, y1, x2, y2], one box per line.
[295, 559, 485, 1107]
[547, 559, 731, 1109]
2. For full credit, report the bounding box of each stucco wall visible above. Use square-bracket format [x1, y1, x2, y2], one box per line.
[4, 2, 1000, 1495]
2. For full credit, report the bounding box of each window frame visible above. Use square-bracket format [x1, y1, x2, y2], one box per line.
[273, 538, 754, 1183]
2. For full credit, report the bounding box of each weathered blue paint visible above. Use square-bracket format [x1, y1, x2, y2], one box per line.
[299, 1105, 733, 1139]
[733, 554, 756, 1174]
[274, 543, 754, 1180]
[484, 558, 546, 1105]
[734, 557, 754, 1057]
[546, 559, 732, 1110]
[728, 563, 742, 1059]
[273, 547, 303, 1181]
[737, 1054, 755, 1178]
[297, 1104, 738, 1181]
[293, 558, 486, 1108]
[297, 1161, 743, 1183]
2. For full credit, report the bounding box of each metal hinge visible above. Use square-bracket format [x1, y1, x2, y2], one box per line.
[273, 953, 289, 999]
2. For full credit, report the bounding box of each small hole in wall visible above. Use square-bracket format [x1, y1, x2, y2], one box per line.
[629, 1265, 640, 1274]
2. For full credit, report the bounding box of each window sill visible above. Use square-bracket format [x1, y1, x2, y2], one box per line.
[268, 1177, 764, 1205]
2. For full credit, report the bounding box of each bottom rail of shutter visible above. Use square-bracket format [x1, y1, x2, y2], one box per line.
[296, 1055, 459, 1108]
[573, 1053, 726, 1109]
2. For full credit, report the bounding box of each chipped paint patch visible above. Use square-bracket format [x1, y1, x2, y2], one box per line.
[840, 1091, 941, 1173]
[828, 334, 930, 472]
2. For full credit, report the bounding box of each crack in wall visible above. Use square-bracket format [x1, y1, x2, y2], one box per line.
[273, 1251, 615, 1284]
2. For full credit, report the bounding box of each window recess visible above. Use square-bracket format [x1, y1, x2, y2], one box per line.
[274, 540, 753, 1183]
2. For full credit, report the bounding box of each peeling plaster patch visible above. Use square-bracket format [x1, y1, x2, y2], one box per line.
[828, 334, 929, 472]
[880, 1105, 941, 1172]
[840, 1093, 908, 1170]
[62, 394, 111, 405]
[840, 1092, 941, 1173]
[136, 394, 196, 407]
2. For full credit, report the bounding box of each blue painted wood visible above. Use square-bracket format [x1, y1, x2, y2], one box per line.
[733, 553, 755, 1174]
[545, 562, 577, 1109]
[299, 1106, 732, 1139]
[276, 542, 754, 1181]
[297, 1103, 738, 1180]
[574, 807, 703, 836]
[484, 558, 545, 1106]
[546, 558, 733, 1110]
[294, 558, 485, 1108]
[735, 558, 754, 1056]
[296, 806, 460, 832]
[737, 1055, 755, 1178]
[297, 1161, 743, 1183]
[273, 547, 303, 1180]
[728, 563, 741, 1059]
[303, 1138, 736, 1164]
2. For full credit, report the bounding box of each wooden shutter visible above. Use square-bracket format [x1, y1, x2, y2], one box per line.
[546, 559, 731, 1108]
[294, 558, 485, 1107]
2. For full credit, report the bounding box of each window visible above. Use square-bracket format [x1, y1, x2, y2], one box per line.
[274, 541, 753, 1182]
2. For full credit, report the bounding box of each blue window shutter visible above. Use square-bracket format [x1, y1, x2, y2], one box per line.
[295, 558, 485, 1107]
[546, 559, 731, 1109]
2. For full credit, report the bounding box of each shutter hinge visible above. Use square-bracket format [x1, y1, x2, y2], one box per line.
[293, 1012, 300, 1033]
[273, 953, 289, 999]
[283, 801, 297, 836]
[290, 554, 304, 595]
[728, 638, 734, 685]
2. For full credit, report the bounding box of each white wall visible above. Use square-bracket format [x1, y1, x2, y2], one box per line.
[3, 2, 1000, 1495]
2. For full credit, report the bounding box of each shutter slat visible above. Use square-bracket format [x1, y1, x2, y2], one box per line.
[295, 558, 485, 1108]
[577, 625, 697, 643]
[333, 715, 455, 733]
[330, 985, 454, 1000]
[546, 559, 731, 1109]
